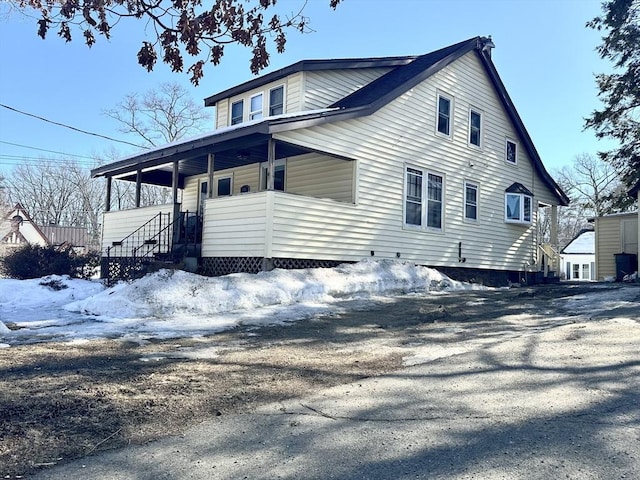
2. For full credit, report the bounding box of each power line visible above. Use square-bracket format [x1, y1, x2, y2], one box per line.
[0, 140, 97, 160]
[0, 103, 148, 149]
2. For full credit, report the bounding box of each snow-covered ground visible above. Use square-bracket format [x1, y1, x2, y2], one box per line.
[0, 260, 482, 347]
[2, 259, 638, 349]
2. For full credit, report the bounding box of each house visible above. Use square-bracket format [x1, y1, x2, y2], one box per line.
[91, 36, 569, 285]
[593, 211, 638, 281]
[0, 204, 49, 255]
[560, 229, 595, 281]
[0, 204, 89, 256]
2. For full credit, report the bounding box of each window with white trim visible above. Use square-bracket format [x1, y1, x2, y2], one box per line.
[260, 159, 286, 191]
[269, 86, 284, 116]
[506, 138, 517, 164]
[231, 100, 243, 125]
[436, 93, 452, 136]
[505, 193, 532, 224]
[250, 93, 263, 120]
[469, 108, 482, 147]
[404, 166, 444, 231]
[464, 182, 478, 221]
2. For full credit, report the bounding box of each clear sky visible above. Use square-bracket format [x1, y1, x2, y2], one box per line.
[0, 0, 613, 177]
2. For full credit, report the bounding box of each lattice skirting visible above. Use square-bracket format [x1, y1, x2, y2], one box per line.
[199, 257, 345, 277]
[101, 257, 149, 285]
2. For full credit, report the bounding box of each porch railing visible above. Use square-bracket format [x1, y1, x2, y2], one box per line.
[538, 243, 560, 278]
[102, 210, 202, 284]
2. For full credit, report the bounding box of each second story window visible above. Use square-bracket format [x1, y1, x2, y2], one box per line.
[269, 86, 284, 116]
[506, 139, 517, 164]
[250, 93, 263, 120]
[469, 109, 482, 147]
[231, 100, 243, 125]
[437, 93, 452, 136]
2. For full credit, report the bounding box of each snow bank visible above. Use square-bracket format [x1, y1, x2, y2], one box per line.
[65, 260, 470, 319]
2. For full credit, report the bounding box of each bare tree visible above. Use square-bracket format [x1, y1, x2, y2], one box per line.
[556, 153, 622, 217]
[5, 157, 104, 246]
[103, 82, 211, 147]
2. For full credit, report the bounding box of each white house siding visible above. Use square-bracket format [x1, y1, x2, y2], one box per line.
[215, 99, 229, 130]
[595, 213, 638, 280]
[303, 68, 392, 110]
[101, 204, 175, 254]
[200, 193, 268, 257]
[286, 154, 354, 203]
[274, 51, 559, 273]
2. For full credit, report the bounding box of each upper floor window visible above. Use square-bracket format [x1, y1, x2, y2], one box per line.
[231, 100, 243, 125]
[464, 182, 478, 221]
[250, 93, 263, 120]
[506, 139, 517, 164]
[436, 93, 452, 136]
[469, 109, 482, 147]
[404, 166, 444, 231]
[505, 183, 533, 224]
[269, 86, 284, 116]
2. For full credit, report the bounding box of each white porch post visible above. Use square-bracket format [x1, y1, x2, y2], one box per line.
[135, 169, 142, 208]
[207, 154, 215, 199]
[267, 137, 275, 191]
[105, 176, 112, 212]
[551, 205, 559, 273]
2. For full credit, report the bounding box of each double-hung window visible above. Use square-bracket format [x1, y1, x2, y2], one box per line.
[250, 93, 263, 120]
[506, 139, 517, 164]
[436, 93, 452, 136]
[469, 108, 482, 147]
[269, 86, 284, 116]
[464, 182, 478, 221]
[231, 100, 243, 125]
[405, 166, 444, 231]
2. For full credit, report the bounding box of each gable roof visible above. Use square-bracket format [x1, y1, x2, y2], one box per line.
[204, 56, 417, 107]
[561, 229, 595, 255]
[1, 203, 49, 246]
[93, 37, 569, 206]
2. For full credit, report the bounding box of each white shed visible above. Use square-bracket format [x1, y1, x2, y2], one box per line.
[560, 230, 595, 281]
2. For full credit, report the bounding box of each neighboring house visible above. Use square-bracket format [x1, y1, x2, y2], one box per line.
[0, 204, 89, 256]
[593, 211, 638, 281]
[92, 36, 569, 285]
[0, 204, 49, 255]
[40, 225, 89, 254]
[560, 229, 595, 281]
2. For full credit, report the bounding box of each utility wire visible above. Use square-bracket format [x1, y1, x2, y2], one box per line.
[0, 140, 97, 160]
[0, 103, 148, 149]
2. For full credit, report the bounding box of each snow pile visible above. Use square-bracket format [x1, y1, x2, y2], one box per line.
[65, 259, 470, 319]
[0, 260, 476, 345]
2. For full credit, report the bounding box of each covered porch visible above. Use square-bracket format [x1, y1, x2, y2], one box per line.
[92, 124, 357, 282]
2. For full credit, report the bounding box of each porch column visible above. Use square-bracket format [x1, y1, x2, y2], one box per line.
[105, 176, 112, 212]
[207, 153, 215, 199]
[172, 160, 179, 204]
[172, 160, 181, 245]
[267, 137, 275, 191]
[135, 169, 142, 208]
[551, 204, 559, 273]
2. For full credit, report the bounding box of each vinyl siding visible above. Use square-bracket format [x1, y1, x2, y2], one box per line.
[286, 153, 354, 203]
[303, 68, 391, 110]
[200, 193, 268, 257]
[272, 51, 559, 272]
[101, 204, 174, 254]
[594, 213, 638, 280]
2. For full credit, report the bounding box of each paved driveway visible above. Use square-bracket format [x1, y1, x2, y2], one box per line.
[32, 283, 640, 479]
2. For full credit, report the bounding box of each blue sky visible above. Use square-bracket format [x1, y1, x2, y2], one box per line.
[0, 0, 613, 177]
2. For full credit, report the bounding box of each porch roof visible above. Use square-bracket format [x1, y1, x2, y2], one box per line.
[91, 109, 354, 188]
